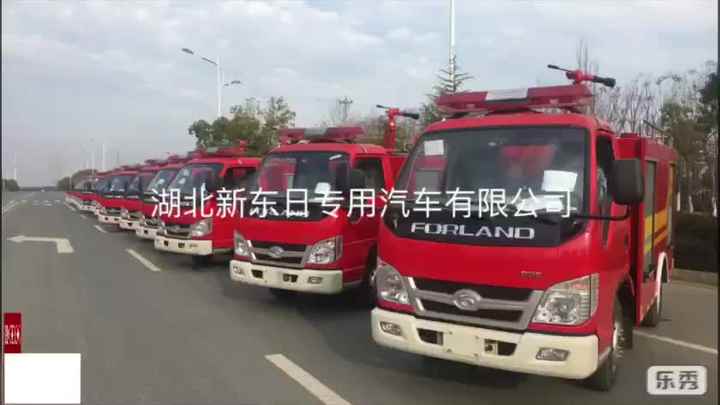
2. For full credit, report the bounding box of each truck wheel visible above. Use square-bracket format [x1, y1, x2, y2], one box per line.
[191, 255, 212, 270]
[585, 299, 625, 391]
[641, 273, 663, 327]
[353, 253, 378, 308]
[269, 288, 296, 300]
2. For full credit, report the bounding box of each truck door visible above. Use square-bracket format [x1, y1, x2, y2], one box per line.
[347, 156, 387, 273]
[639, 160, 658, 318]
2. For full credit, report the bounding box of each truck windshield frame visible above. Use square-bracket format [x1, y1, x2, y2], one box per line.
[249, 151, 350, 196]
[396, 125, 590, 214]
[144, 168, 179, 198]
[105, 175, 134, 196]
[167, 163, 223, 197]
[387, 125, 590, 247]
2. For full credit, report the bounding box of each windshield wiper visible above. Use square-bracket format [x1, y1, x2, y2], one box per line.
[504, 205, 563, 225]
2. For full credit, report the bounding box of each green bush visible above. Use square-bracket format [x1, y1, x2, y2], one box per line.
[674, 213, 718, 272]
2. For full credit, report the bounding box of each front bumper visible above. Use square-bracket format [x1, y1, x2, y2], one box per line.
[119, 219, 140, 230]
[79, 204, 95, 212]
[135, 225, 158, 240]
[154, 235, 213, 256]
[229, 260, 344, 294]
[371, 308, 599, 379]
[98, 214, 121, 224]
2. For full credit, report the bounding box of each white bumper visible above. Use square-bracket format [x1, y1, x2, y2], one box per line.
[98, 214, 120, 224]
[229, 260, 344, 294]
[135, 226, 158, 240]
[119, 219, 139, 230]
[371, 308, 599, 379]
[154, 235, 213, 256]
[79, 204, 95, 212]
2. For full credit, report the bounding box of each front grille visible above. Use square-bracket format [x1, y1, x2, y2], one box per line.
[144, 218, 159, 228]
[105, 207, 121, 216]
[420, 301, 523, 322]
[164, 222, 191, 239]
[407, 277, 542, 331]
[128, 211, 143, 220]
[414, 278, 533, 301]
[249, 240, 306, 269]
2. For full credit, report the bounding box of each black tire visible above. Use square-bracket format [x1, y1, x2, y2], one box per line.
[191, 254, 212, 270]
[269, 288, 296, 300]
[353, 251, 378, 308]
[585, 298, 625, 391]
[641, 272, 663, 327]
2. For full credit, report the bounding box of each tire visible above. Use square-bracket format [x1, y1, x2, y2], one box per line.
[640, 272, 663, 327]
[269, 288, 296, 300]
[191, 254, 212, 270]
[585, 298, 626, 391]
[353, 252, 378, 308]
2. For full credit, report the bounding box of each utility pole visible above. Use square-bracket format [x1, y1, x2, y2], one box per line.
[449, 0, 456, 92]
[101, 143, 106, 172]
[338, 97, 353, 123]
[13, 154, 18, 182]
[116, 151, 120, 166]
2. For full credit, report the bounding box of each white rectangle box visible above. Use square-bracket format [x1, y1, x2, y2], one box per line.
[4, 353, 81, 404]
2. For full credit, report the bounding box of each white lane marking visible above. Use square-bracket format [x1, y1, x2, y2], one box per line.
[635, 330, 718, 355]
[7, 235, 74, 254]
[126, 249, 162, 272]
[266, 354, 351, 405]
[93, 225, 108, 233]
[80, 215, 88, 220]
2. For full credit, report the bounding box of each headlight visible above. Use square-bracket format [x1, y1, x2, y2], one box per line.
[120, 208, 129, 219]
[190, 218, 212, 237]
[375, 259, 410, 306]
[139, 213, 146, 221]
[234, 231, 251, 257]
[306, 236, 342, 265]
[532, 274, 599, 325]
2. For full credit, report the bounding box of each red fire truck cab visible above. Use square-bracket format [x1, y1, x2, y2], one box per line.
[228, 127, 407, 303]
[135, 153, 193, 240]
[154, 143, 261, 266]
[118, 159, 164, 231]
[371, 74, 676, 390]
[97, 165, 140, 226]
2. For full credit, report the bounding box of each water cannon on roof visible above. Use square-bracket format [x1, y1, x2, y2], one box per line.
[377, 104, 419, 150]
[279, 127, 365, 144]
[547, 64, 616, 88]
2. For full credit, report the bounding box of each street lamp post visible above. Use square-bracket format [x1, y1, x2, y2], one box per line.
[181, 48, 242, 118]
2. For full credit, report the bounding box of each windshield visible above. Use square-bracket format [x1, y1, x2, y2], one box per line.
[251, 152, 349, 197]
[397, 126, 587, 214]
[94, 178, 109, 194]
[145, 168, 178, 195]
[126, 173, 156, 196]
[107, 175, 133, 194]
[168, 163, 222, 196]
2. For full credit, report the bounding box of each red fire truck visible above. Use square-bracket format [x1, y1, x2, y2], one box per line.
[154, 143, 261, 267]
[135, 153, 193, 240]
[118, 159, 164, 231]
[97, 165, 141, 226]
[228, 121, 416, 303]
[371, 67, 676, 390]
[89, 171, 113, 216]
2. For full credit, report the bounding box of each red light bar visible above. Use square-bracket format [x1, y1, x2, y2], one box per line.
[144, 159, 163, 166]
[279, 127, 365, 144]
[436, 84, 593, 114]
[200, 140, 249, 157]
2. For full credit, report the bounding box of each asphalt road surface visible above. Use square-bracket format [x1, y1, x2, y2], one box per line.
[2, 191, 718, 405]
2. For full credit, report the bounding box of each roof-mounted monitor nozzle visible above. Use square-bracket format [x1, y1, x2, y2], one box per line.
[547, 64, 616, 88]
[376, 104, 420, 150]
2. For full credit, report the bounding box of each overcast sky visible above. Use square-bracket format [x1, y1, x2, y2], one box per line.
[2, 0, 717, 186]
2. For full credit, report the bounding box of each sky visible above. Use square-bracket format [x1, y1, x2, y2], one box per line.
[2, 0, 717, 186]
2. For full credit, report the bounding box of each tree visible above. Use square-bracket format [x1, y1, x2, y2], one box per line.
[419, 56, 474, 126]
[56, 177, 71, 191]
[2, 178, 20, 191]
[188, 97, 296, 155]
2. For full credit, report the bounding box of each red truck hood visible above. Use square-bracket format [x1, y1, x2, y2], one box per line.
[235, 215, 344, 245]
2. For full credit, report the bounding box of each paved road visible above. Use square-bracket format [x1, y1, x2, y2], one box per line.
[2, 191, 718, 405]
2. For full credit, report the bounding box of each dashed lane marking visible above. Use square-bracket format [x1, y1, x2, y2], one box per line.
[635, 330, 718, 355]
[126, 249, 162, 272]
[93, 225, 108, 233]
[266, 354, 351, 405]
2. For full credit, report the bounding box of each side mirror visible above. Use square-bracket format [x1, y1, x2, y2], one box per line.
[610, 159, 644, 205]
[349, 169, 366, 190]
